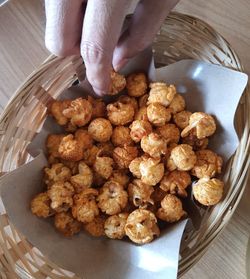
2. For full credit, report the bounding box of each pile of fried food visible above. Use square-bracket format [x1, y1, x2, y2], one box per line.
[31, 71, 224, 244]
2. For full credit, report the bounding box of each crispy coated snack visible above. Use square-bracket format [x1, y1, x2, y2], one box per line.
[72, 189, 99, 223]
[126, 73, 148, 97]
[147, 103, 172, 126]
[168, 144, 197, 171]
[125, 209, 160, 244]
[83, 145, 99, 166]
[109, 70, 126, 95]
[173, 110, 192, 130]
[113, 145, 138, 169]
[46, 134, 65, 158]
[48, 181, 74, 212]
[156, 124, 180, 144]
[93, 155, 114, 179]
[111, 126, 134, 147]
[130, 120, 152, 142]
[138, 93, 149, 108]
[128, 179, 154, 208]
[44, 163, 71, 186]
[182, 130, 209, 151]
[58, 134, 84, 161]
[70, 161, 93, 193]
[151, 186, 167, 206]
[54, 212, 81, 237]
[97, 181, 128, 215]
[60, 160, 79, 175]
[75, 129, 93, 150]
[87, 96, 106, 119]
[141, 133, 167, 158]
[31, 192, 52, 218]
[181, 112, 216, 139]
[109, 170, 130, 188]
[191, 149, 223, 178]
[63, 98, 93, 127]
[84, 215, 105, 237]
[88, 118, 113, 143]
[129, 157, 144, 178]
[160, 170, 191, 198]
[157, 194, 187, 222]
[193, 177, 224, 206]
[140, 157, 164, 186]
[50, 100, 71, 125]
[134, 106, 148, 121]
[118, 95, 138, 113]
[169, 94, 186, 113]
[148, 82, 176, 107]
[104, 213, 129, 239]
[107, 101, 135, 126]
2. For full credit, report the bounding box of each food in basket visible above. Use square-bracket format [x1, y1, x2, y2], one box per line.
[30, 71, 224, 243]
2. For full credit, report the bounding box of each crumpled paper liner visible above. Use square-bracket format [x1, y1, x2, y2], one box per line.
[0, 49, 248, 279]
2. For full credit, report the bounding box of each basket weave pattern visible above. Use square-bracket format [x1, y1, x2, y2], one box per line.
[0, 12, 249, 278]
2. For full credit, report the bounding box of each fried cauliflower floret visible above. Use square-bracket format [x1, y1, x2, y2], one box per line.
[118, 95, 138, 113]
[60, 160, 79, 175]
[31, 192, 52, 218]
[107, 101, 135, 126]
[129, 120, 152, 143]
[72, 189, 99, 223]
[160, 170, 191, 198]
[62, 98, 93, 127]
[48, 181, 74, 212]
[147, 103, 172, 126]
[97, 181, 128, 215]
[173, 110, 192, 130]
[58, 134, 84, 161]
[87, 96, 106, 119]
[70, 161, 93, 193]
[129, 157, 144, 178]
[44, 163, 71, 186]
[84, 215, 105, 237]
[168, 144, 197, 171]
[113, 145, 139, 169]
[88, 118, 113, 143]
[111, 126, 133, 147]
[93, 155, 114, 179]
[50, 100, 71, 125]
[104, 213, 128, 239]
[169, 94, 186, 113]
[193, 177, 224, 206]
[125, 209, 160, 244]
[157, 194, 187, 223]
[109, 70, 126, 95]
[191, 149, 223, 178]
[140, 157, 164, 186]
[181, 112, 216, 139]
[83, 145, 99, 166]
[182, 130, 209, 151]
[109, 170, 130, 188]
[74, 129, 93, 150]
[54, 212, 81, 237]
[148, 82, 176, 107]
[128, 179, 154, 208]
[126, 73, 148, 97]
[46, 134, 65, 158]
[134, 106, 148, 121]
[156, 124, 180, 145]
[138, 94, 149, 108]
[141, 133, 167, 158]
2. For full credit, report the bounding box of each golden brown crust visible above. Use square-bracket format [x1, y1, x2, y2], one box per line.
[113, 145, 138, 169]
[109, 170, 130, 188]
[54, 212, 82, 237]
[141, 133, 167, 158]
[107, 101, 135, 126]
[104, 213, 128, 239]
[50, 100, 71, 126]
[147, 103, 172, 127]
[109, 70, 126, 95]
[84, 215, 106, 237]
[111, 126, 133, 147]
[130, 120, 152, 143]
[31, 192, 52, 218]
[169, 94, 186, 113]
[148, 82, 176, 107]
[88, 118, 113, 143]
[126, 73, 148, 97]
[156, 124, 180, 145]
[173, 110, 192, 130]
[93, 156, 114, 179]
[74, 129, 93, 150]
[44, 163, 71, 186]
[58, 134, 84, 161]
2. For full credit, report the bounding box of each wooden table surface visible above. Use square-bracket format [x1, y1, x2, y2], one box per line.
[0, 0, 249, 278]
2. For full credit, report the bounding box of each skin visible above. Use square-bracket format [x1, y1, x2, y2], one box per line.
[45, 0, 179, 96]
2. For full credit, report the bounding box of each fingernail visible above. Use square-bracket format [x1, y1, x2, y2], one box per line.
[113, 58, 129, 72]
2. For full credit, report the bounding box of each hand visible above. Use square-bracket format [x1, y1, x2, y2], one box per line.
[45, 0, 179, 96]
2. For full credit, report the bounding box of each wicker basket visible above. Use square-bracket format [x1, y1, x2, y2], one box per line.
[0, 12, 249, 279]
